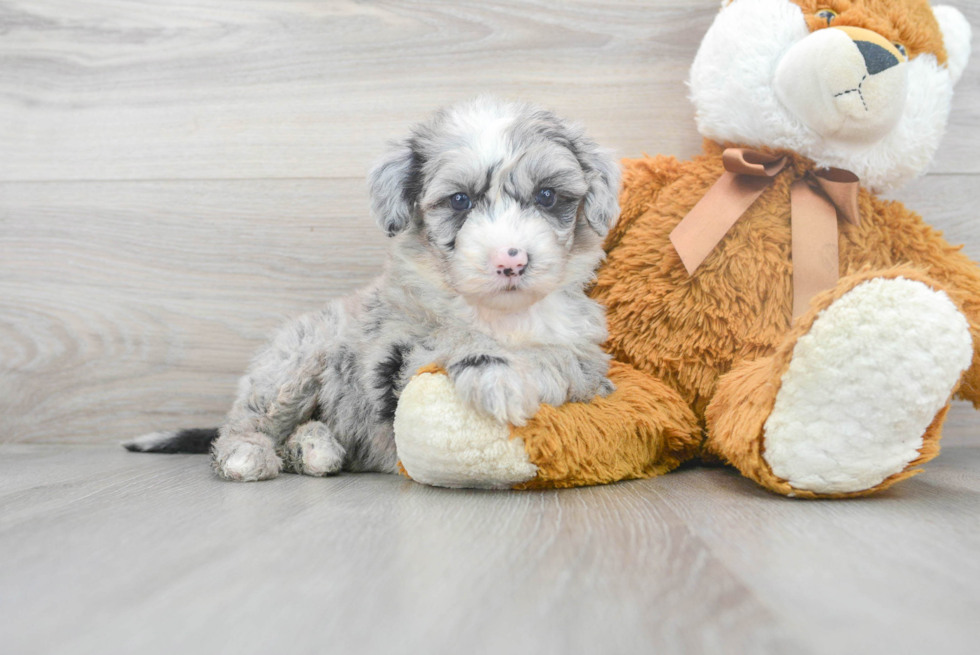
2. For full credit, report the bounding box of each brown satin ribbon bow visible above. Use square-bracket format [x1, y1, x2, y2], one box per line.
[669, 148, 861, 318]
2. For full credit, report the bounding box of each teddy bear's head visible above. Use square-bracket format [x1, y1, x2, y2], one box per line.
[690, 0, 971, 191]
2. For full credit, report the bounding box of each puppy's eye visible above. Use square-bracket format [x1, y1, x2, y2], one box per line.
[816, 8, 837, 25]
[449, 192, 471, 212]
[535, 188, 557, 209]
[894, 42, 907, 59]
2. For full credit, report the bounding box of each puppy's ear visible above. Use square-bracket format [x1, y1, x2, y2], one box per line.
[368, 141, 424, 237]
[568, 132, 621, 237]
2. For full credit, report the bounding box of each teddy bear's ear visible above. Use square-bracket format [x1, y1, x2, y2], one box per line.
[933, 5, 972, 86]
[368, 140, 423, 237]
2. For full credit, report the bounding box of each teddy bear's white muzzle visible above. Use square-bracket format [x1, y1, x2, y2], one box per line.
[774, 26, 907, 145]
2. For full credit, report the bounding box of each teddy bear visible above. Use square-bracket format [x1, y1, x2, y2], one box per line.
[392, 0, 977, 499]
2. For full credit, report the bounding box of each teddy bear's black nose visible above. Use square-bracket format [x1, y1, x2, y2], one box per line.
[855, 40, 899, 76]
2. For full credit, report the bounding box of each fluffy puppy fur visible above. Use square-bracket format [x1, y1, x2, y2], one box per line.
[125, 97, 621, 482]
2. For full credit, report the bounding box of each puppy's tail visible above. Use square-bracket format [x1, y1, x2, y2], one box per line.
[122, 428, 219, 454]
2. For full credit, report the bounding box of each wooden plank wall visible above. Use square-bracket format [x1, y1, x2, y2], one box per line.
[2, 0, 979, 444]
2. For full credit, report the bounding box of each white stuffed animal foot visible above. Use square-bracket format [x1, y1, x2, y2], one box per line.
[708, 269, 973, 497]
[393, 366, 538, 489]
[763, 276, 972, 494]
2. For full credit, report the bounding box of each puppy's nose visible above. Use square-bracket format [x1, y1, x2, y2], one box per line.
[491, 247, 528, 278]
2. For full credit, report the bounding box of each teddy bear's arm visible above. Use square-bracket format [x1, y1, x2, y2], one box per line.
[879, 201, 980, 406]
[394, 361, 702, 489]
[605, 155, 686, 252]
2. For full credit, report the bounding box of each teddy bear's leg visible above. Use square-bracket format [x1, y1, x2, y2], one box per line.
[705, 268, 973, 498]
[394, 362, 701, 489]
[892, 229, 980, 408]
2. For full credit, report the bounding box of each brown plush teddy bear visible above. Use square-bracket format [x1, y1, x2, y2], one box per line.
[393, 0, 977, 498]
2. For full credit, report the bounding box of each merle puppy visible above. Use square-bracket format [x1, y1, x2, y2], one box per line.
[125, 97, 620, 482]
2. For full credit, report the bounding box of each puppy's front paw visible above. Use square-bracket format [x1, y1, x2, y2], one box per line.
[597, 377, 616, 398]
[212, 433, 282, 482]
[449, 356, 539, 426]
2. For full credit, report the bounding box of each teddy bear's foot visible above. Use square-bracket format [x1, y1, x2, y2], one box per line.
[763, 277, 971, 494]
[707, 271, 974, 498]
[393, 368, 539, 489]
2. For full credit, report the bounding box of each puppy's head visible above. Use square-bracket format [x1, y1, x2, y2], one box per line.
[369, 97, 619, 313]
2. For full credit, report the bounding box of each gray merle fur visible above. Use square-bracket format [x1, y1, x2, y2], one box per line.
[123, 97, 620, 482]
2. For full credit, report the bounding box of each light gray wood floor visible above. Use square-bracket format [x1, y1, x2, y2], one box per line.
[2, 443, 979, 655]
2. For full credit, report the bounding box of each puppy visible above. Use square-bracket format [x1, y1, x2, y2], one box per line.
[125, 97, 621, 481]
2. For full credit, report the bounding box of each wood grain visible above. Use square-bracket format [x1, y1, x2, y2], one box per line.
[0, 178, 384, 443]
[4, 173, 980, 445]
[4, 4, 980, 653]
[0, 445, 803, 655]
[1, 0, 979, 447]
[1, 0, 977, 182]
[0, 0, 707, 181]
[652, 451, 980, 655]
[2, 443, 979, 654]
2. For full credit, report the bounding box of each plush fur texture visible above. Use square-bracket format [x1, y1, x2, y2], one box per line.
[394, 0, 980, 497]
[600, 143, 980, 415]
[933, 5, 971, 84]
[395, 361, 702, 489]
[512, 361, 702, 488]
[124, 97, 621, 482]
[705, 266, 970, 498]
[763, 277, 971, 493]
[592, 144, 980, 497]
[692, 0, 969, 191]
[395, 365, 539, 489]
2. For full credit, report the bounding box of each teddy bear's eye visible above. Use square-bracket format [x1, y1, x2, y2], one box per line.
[894, 42, 908, 59]
[816, 8, 837, 25]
